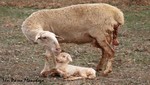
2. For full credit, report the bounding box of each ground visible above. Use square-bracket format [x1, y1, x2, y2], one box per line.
[0, 0, 150, 85]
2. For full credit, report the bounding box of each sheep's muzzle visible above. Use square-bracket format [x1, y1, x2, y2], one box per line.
[54, 48, 62, 55]
[113, 24, 120, 46]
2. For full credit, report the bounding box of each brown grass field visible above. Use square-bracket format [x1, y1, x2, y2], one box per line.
[0, 0, 150, 85]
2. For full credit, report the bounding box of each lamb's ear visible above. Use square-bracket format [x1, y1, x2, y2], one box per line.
[56, 35, 64, 41]
[67, 55, 73, 62]
[34, 33, 41, 42]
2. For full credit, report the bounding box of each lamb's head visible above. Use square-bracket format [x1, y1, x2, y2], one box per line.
[56, 52, 72, 64]
[35, 31, 61, 54]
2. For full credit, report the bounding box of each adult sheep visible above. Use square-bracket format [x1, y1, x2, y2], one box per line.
[21, 3, 124, 76]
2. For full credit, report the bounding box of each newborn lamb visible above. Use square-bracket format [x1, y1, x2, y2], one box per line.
[53, 52, 96, 80]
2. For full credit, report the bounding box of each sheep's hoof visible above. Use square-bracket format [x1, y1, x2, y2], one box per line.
[102, 70, 112, 77]
[102, 73, 108, 77]
[96, 65, 103, 72]
[96, 68, 102, 72]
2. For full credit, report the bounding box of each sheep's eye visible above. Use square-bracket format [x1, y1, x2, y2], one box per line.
[42, 37, 47, 39]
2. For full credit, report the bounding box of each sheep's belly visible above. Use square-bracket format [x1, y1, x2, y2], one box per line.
[59, 32, 93, 44]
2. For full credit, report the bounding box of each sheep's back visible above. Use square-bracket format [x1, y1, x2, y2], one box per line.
[21, 3, 124, 43]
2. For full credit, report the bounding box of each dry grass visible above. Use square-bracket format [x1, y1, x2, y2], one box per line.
[0, 0, 150, 9]
[0, 1, 150, 85]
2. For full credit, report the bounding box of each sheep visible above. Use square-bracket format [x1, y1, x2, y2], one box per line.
[21, 3, 124, 76]
[51, 52, 96, 80]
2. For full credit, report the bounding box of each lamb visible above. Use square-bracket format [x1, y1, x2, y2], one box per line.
[52, 52, 96, 80]
[21, 3, 124, 76]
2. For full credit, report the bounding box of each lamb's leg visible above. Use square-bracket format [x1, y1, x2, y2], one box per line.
[88, 75, 96, 79]
[65, 77, 83, 81]
[65, 72, 87, 80]
[48, 68, 68, 78]
[65, 73, 95, 80]
[40, 51, 51, 77]
[87, 72, 96, 79]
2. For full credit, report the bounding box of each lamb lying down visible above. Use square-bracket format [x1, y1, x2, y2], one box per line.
[50, 52, 96, 80]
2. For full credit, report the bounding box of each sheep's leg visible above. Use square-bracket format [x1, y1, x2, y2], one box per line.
[96, 35, 112, 71]
[90, 33, 114, 76]
[103, 57, 114, 75]
[102, 36, 114, 76]
[96, 49, 108, 71]
[40, 51, 51, 77]
[99, 43, 114, 76]
[91, 39, 107, 71]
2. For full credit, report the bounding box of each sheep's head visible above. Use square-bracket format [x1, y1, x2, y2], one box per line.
[35, 31, 61, 54]
[56, 52, 72, 64]
[112, 24, 120, 46]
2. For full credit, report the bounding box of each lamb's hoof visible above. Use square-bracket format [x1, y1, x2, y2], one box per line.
[50, 72, 61, 77]
[44, 69, 61, 77]
[40, 71, 50, 78]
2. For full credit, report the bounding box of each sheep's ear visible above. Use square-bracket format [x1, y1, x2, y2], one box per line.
[56, 35, 64, 41]
[67, 55, 73, 62]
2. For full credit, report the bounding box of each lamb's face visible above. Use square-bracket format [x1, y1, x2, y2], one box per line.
[35, 31, 61, 54]
[56, 52, 72, 63]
